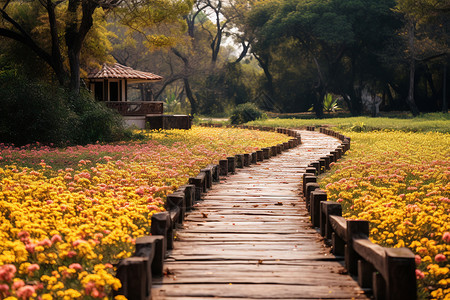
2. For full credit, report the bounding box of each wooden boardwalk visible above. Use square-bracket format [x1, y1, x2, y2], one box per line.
[152, 130, 369, 299]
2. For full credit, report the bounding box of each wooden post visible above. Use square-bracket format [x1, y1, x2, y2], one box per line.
[305, 167, 317, 176]
[318, 159, 326, 174]
[166, 193, 185, 225]
[310, 190, 327, 227]
[327, 154, 335, 164]
[115, 257, 147, 300]
[329, 151, 338, 162]
[373, 272, 386, 300]
[207, 164, 220, 182]
[302, 175, 316, 197]
[251, 152, 258, 164]
[277, 144, 282, 154]
[311, 161, 320, 174]
[320, 202, 342, 238]
[322, 156, 331, 170]
[133, 236, 157, 298]
[219, 159, 228, 176]
[345, 220, 369, 275]
[271, 146, 278, 156]
[152, 211, 172, 252]
[189, 173, 205, 201]
[332, 232, 346, 256]
[283, 142, 289, 149]
[134, 235, 165, 277]
[262, 148, 270, 159]
[243, 154, 250, 166]
[227, 156, 236, 173]
[256, 150, 264, 162]
[305, 182, 320, 212]
[235, 154, 244, 168]
[384, 248, 416, 300]
[200, 168, 213, 189]
[358, 260, 376, 289]
[179, 184, 195, 210]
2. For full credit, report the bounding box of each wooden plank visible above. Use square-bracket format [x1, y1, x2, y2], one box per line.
[152, 284, 367, 299]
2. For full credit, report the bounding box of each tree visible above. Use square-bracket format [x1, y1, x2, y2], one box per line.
[394, 0, 450, 115]
[243, 0, 402, 117]
[0, 0, 192, 92]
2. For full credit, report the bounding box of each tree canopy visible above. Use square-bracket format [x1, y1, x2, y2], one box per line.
[0, 0, 448, 118]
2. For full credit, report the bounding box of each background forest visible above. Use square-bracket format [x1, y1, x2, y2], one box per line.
[0, 0, 449, 140]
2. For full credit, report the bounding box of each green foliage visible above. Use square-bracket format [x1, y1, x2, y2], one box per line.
[309, 94, 341, 113]
[0, 72, 131, 146]
[349, 122, 367, 132]
[248, 113, 450, 133]
[67, 90, 132, 145]
[230, 103, 267, 125]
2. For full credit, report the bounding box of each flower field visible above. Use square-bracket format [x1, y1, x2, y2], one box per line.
[321, 130, 450, 299]
[0, 126, 291, 299]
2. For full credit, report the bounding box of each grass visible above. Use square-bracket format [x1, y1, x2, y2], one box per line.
[247, 112, 450, 133]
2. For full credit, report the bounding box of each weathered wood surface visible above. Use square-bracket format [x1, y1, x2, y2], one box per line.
[152, 130, 369, 299]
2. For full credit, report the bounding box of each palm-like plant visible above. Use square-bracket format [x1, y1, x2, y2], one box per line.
[309, 93, 341, 113]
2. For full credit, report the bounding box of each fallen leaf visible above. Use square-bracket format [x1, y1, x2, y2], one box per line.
[275, 202, 283, 206]
[202, 212, 208, 218]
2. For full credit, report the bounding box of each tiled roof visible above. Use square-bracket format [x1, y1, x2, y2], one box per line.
[88, 63, 162, 81]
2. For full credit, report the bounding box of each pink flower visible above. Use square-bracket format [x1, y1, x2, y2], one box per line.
[443, 232, 450, 243]
[435, 254, 446, 262]
[0, 265, 17, 282]
[72, 239, 86, 247]
[67, 251, 77, 258]
[12, 279, 25, 290]
[415, 255, 421, 265]
[415, 269, 425, 279]
[51, 234, 62, 244]
[0, 283, 10, 293]
[17, 231, 29, 239]
[27, 264, 40, 274]
[25, 243, 36, 254]
[69, 263, 83, 271]
[38, 239, 52, 247]
[16, 285, 35, 299]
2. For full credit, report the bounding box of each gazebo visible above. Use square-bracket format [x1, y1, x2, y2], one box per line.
[88, 63, 191, 130]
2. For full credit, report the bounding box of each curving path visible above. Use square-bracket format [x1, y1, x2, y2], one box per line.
[152, 130, 369, 299]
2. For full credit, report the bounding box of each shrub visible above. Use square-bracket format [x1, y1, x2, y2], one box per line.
[66, 89, 132, 145]
[229, 102, 266, 125]
[0, 72, 131, 146]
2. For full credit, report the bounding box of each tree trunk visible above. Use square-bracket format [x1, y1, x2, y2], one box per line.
[443, 64, 448, 113]
[67, 48, 81, 92]
[183, 78, 197, 115]
[406, 20, 420, 116]
[253, 53, 275, 108]
[314, 90, 325, 118]
[46, 0, 67, 86]
[65, 0, 96, 93]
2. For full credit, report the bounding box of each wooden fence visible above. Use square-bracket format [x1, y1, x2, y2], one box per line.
[303, 126, 417, 300]
[113, 125, 301, 299]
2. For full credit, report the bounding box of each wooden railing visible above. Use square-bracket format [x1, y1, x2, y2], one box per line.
[105, 101, 163, 116]
[303, 126, 417, 300]
[113, 125, 301, 300]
